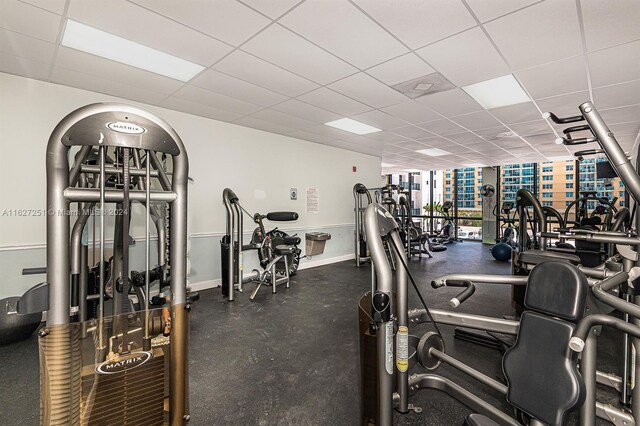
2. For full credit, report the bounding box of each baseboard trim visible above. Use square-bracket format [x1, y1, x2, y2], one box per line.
[187, 253, 354, 291]
[189, 279, 221, 291]
[297, 253, 354, 271]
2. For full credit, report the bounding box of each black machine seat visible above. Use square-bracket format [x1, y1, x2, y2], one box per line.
[503, 312, 585, 425]
[464, 413, 499, 426]
[283, 236, 301, 246]
[502, 261, 588, 426]
[517, 249, 580, 266]
[274, 245, 297, 256]
[467, 261, 588, 426]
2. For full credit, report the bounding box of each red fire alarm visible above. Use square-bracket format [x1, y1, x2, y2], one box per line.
[352, 166, 357, 172]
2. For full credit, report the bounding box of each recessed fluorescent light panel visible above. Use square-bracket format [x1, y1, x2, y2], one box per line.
[324, 118, 381, 135]
[464, 163, 487, 168]
[381, 162, 396, 167]
[61, 20, 205, 82]
[416, 148, 450, 157]
[462, 74, 531, 109]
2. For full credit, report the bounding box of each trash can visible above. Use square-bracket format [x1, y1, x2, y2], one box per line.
[305, 232, 331, 256]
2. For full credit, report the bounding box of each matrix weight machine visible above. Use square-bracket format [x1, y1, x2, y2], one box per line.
[358, 202, 604, 426]
[14, 103, 191, 425]
[222, 188, 301, 301]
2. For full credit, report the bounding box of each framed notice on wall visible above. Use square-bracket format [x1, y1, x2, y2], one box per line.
[306, 188, 319, 213]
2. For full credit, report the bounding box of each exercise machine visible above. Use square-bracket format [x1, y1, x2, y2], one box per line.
[358, 200, 632, 425]
[222, 188, 301, 301]
[13, 103, 191, 424]
[398, 194, 446, 258]
[491, 201, 518, 261]
[431, 201, 461, 244]
[354, 183, 374, 267]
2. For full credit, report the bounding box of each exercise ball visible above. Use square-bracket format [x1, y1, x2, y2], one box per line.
[0, 297, 41, 345]
[491, 243, 512, 262]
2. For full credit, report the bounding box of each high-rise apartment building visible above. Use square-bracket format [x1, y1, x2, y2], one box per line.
[385, 159, 625, 221]
[441, 160, 625, 214]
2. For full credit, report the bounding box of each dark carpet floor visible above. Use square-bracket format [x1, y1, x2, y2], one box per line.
[0, 242, 624, 425]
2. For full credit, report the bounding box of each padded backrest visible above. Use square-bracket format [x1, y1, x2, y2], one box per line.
[524, 260, 588, 322]
[503, 261, 589, 425]
[503, 312, 585, 426]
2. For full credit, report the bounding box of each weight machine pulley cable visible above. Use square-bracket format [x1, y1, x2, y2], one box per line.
[387, 238, 445, 349]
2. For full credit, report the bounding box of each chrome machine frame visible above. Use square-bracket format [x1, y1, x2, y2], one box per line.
[31, 103, 190, 425]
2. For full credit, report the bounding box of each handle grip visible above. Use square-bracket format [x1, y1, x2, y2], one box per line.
[543, 111, 585, 124]
[450, 283, 476, 308]
[266, 211, 299, 221]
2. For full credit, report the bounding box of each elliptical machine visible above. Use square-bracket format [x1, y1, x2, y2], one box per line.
[431, 201, 460, 244]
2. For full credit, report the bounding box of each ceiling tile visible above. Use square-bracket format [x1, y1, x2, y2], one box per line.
[601, 105, 640, 125]
[352, 0, 475, 49]
[581, 0, 640, 51]
[416, 88, 483, 116]
[233, 115, 296, 135]
[489, 102, 542, 124]
[213, 50, 319, 97]
[158, 97, 244, 122]
[535, 91, 591, 117]
[523, 134, 558, 147]
[51, 66, 169, 105]
[250, 108, 317, 129]
[380, 101, 440, 124]
[191, 69, 288, 107]
[589, 40, 640, 87]
[593, 81, 640, 111]
[55, 47, 185, 94]
[393, 140, 432, 151]
[239, 0, 302, 19]
[297, 87, 371, 116]
[366, 53, 434, 86]
[172, 85, 263, 115]
[391, 125, 435, 140]
[445, 132, 487, 145]
[350, 110, 407, 130]
[508, 120, 553, 137]
[383, 144, 413, 154]
[20, 0, 66, 14]
[301, 124, 356, 140]
[484, 1, 582, 69]
[416, 27, 509, 86]
[515, 55, 589, 100]
[0, 28, 55, 63]
[0, 0, 60, 42]
[241, 24, 357, 85]
[418, 118, 466, 136]
[131, 0, 270, 45]
[465, 0, 539, 23]
[474, 125, 509, 139]
[450, 110, 501, 130]
[0, 51, 50, 80]
[609, 122, 640, 136]
[67, 0, 232, 67]
[329, 72, 408, 108]
[360, 131, 408, 143]
[509, 145, 539, 154]
[279, 0, 408, 69]
[271, 99, 341, 123]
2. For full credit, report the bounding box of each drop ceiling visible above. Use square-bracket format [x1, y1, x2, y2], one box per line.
[1, 0, 639, 173]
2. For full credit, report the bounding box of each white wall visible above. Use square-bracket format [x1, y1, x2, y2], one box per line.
[0, 73, 381, 297]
